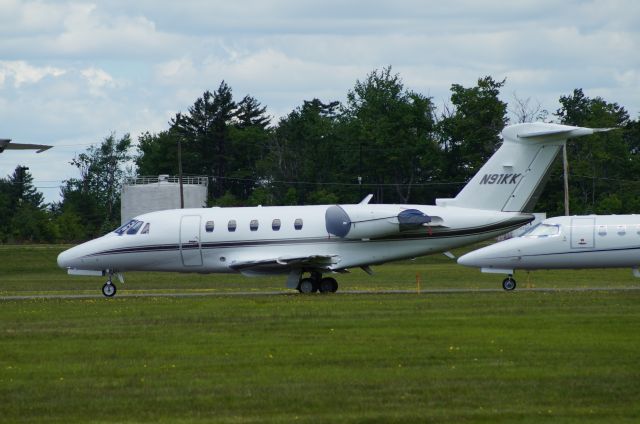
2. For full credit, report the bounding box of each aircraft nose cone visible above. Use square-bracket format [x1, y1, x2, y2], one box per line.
[57, 249, 70, 269]
[457, 250, 483, 267]
[57, 245, 83, 269]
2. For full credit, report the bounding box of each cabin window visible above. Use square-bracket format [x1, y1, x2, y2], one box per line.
[294, 218, 303, 230]
[523, 223, 559, 237]
[141, 223, 150, 234]
[272, 219, 281, 231]
[250, 219, 259, 231]
[598, 225, 607, 235]
[205, 221, 214, 232]
[617, 225, 626, 235]
[127, 220, 143, 235]
[636, 225, 640, 235]
[228, 219, 237, 232]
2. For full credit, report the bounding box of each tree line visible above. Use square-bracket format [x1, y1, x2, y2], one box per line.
[1, 66, 638, 243]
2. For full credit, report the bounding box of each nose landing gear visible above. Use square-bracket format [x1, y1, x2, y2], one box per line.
[102, 280, 117, 297]
[101, 272, 123, 297]
[502, 276, 516, 291]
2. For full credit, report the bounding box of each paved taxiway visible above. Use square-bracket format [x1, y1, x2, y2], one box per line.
[2, 287, 640, 301]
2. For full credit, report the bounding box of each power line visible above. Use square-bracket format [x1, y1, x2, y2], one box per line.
[210, 175, 466, 187]
[51, 143, 102, 147]
[571, 174, 640, 184]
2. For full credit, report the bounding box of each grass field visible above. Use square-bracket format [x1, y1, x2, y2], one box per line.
[1, 245, 640, 423]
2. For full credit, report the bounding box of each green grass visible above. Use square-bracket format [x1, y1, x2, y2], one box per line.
[1, 293, 640, 423]
[1, 245, 640, 422]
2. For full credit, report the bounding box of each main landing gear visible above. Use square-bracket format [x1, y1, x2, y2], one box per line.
[297, 272, 339, 294]
[502, 275, 516, 291]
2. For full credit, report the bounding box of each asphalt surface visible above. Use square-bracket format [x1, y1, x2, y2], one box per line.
[2, 286, 640, 300]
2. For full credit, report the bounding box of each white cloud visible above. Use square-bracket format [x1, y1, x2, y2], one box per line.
[155, 57, 197, 83]
[0, 0, 67, 35]
[80, 67, 116, 96]
[0, 1, 190, 60]
[0, 61, 66, 88]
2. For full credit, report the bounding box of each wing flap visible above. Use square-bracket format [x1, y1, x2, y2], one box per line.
[229, 254, 341, 273]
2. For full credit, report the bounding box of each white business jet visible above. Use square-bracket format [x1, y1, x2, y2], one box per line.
[458, 214, 640, 290]
[0, 138, 52, 153]
[57, 122, 603, 297]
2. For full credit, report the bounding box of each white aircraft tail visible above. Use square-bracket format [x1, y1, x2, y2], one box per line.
[436, 123, 611, 212]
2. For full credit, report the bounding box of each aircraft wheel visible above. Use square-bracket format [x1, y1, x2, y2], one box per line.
[102, 282, 117, 297]
[319, 277, 337, 293]
[502, 277, 516, 291]
[330, 279, 338, 293]
[298, 278, 317, 294]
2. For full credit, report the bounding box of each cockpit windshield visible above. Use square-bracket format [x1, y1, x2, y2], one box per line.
[114, 219, 144, 236]
[522, 223, 560, 237]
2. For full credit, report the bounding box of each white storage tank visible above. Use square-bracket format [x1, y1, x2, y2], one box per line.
[121, 175, 208, 224]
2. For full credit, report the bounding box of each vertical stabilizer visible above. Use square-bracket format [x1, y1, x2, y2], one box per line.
[436, 123, 609, 212]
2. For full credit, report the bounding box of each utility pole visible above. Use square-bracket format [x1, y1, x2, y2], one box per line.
[18, 166, 29, 204]
[563, 142, 569, 216]
[358, 141, 363, 198]
[178, 137, 184, 209]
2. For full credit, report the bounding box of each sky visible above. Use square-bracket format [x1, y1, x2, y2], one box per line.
[1, 0, 638, 203]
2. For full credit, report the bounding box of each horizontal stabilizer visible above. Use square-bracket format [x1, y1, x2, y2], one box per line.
[517, 125, 615, 140]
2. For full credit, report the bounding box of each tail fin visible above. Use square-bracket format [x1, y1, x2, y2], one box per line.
[436, 123, 611, 212]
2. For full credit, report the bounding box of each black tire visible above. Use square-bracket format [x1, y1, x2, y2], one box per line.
[102, 282, 117, 297]
[330, 279, 338, 293]
[319, 277, 337, 293]
[298, 278, 317, 294]
[502, 277, 516, 291]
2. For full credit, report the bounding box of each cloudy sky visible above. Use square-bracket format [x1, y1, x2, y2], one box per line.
[1, 0, 638, 203]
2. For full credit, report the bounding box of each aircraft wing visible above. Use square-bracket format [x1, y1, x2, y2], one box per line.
[229, 254, 341, 274]
[0, 139, 52, 153]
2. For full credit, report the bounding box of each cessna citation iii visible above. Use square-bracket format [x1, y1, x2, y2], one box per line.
[458, 214, 640, 290]
[57, 122, 605, 297]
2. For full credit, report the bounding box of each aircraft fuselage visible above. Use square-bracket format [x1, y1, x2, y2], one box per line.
[458, 215, 640, 272]
[58, 204, 532, 276]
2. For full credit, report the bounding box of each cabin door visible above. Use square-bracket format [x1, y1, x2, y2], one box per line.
[570, 217, 595, 249]
[180, 215, 203, 267]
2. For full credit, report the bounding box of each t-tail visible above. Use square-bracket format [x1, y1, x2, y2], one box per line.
[436, 122, 612, 212]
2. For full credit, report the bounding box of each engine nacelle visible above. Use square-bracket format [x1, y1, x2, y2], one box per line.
[325, 204, 435, 239]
